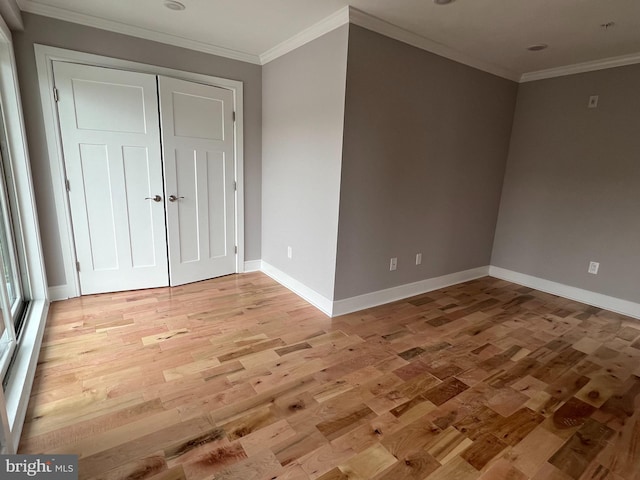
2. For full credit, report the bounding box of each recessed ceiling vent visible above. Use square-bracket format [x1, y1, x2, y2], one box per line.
[527, 44, 548, 52]
[164, 1, 186, 11]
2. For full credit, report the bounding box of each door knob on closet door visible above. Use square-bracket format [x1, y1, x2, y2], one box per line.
[169, 195, 184, 202]
[145, 195, 162, 202]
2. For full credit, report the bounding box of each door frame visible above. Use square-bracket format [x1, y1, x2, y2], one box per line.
[34, 44, 246, 299]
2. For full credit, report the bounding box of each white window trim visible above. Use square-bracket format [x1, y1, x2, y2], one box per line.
[34, 44, 246, 300]
[0, 18, 49, 453]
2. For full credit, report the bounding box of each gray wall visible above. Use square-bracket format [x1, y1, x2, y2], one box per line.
[492, 65, 640, 303]
[262, 25, 348, 300]
[334, 25, 518, 300]
[12, 13, 262, 288]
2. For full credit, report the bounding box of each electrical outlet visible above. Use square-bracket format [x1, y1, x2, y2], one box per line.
[416, 253, 422, 265]
[588, 261, 599, 275]
[390, 257, 397, 271]
[588, 95, 599, 108]
[287, 246, 292, 259]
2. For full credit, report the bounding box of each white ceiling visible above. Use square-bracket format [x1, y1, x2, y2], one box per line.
[16, 0, 640, 81]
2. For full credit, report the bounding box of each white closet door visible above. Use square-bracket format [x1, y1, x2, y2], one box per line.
[54, 62, 168, 294]
[158, 76, 236, 286]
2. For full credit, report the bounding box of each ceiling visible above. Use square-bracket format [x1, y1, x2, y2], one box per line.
[16, 0, 640, 81]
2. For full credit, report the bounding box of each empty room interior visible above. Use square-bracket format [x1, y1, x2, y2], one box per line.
[0, 0, 639, 478]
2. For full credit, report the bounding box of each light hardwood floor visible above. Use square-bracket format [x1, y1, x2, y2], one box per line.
[18, 273, 640, 480]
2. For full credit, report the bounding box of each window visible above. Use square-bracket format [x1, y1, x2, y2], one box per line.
[0, 112, 25, 381]
[0, 114, 27, 321]
[0, 16, 49, 454]
[0, 109, 19, 453]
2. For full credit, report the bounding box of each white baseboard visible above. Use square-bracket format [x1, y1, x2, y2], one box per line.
[332, 266, 490, 317]
[243, 260, 262, 273]
[259, 261, 333, 316]
[47, 284, 71, 301]
[489, 266, 640, 320]
[50, 264, 639, 321]
[258, 263, 490, 318]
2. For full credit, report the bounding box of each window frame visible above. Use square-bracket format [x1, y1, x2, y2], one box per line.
[0, 15, 50, 454]
[0, 144, 25, 314]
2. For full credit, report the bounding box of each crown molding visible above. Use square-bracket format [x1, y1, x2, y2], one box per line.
[347, 7, 520, 82]
[19, 1, 640, 82]
[261, 6, 519, 80]
[260, 6, 350, 64]
[520, 51, 640, 82]
[263, 6, 640, 82]
[0, 0, 23, 31]
[17, 0, 261, 65]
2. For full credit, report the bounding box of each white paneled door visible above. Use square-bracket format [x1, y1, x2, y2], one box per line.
[159, 76, 236, 286]
[54, 62, 169, 294]
[54, 63, 237, 294]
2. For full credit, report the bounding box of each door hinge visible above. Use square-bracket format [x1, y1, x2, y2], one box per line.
[65, 178, 70, 192]
[234, 246, 238, 254]
[234, 181, 237, 191]
[232, 111, 236, 122]
[76, 261, 80, 272]
[53, 87, 59, 102]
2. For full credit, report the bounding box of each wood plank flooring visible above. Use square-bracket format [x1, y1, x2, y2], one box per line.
[18, 273, 640, 480]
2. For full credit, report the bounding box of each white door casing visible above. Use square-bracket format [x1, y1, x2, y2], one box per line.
[159, 76, 237, 285]
[36, 46, 245, 300]
[53, 62, 169, 294]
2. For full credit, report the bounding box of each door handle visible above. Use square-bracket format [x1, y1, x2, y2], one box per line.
[145, 195, 162, 202]
[168, 195, 184, 202]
